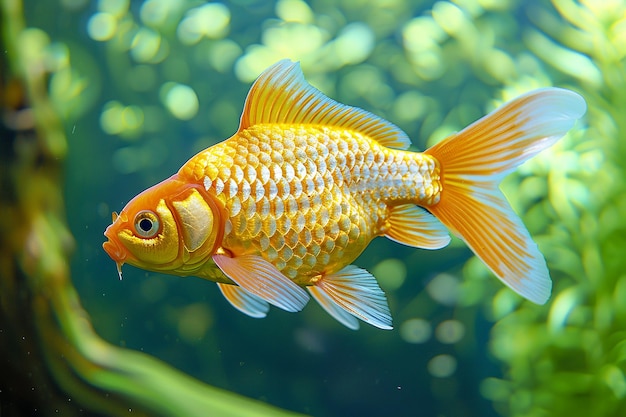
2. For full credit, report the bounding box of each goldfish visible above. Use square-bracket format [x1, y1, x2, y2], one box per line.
[103, 60, 586, 330]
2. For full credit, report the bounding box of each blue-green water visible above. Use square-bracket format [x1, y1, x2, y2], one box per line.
[22, 0, 626, 416]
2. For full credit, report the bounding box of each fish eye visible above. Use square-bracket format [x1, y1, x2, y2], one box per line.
[133, 210, 160, 238]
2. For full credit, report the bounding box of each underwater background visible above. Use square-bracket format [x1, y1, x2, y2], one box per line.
[3, 0, 625, 416]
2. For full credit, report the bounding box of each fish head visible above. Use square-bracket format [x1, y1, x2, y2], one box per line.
[103, 175, 225, 278]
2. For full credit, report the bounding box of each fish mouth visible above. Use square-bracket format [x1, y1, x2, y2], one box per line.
[103, 230, 126, 280]
[103, 238, 124, 261]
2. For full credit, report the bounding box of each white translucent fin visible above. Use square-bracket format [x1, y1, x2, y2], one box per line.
[425, 88, 586, 304]
[426, 88, 587, 177]
[212, 254, 309, 312]
[313, 265, 392, 330]
[385, 204, 450, 249]
[308, 286, 360, 330]
[239, 59, 411, 150]
[217, 282, 270, 318]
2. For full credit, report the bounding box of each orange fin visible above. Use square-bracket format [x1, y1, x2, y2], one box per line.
[425, 88, 586, 304]
[213, 254, 309, 312]
[308, 286, 360, 330]
[217, 282, 269, 318]
[310, 265, 392, 330]
[239, 59, 411, 150]
[385, 204, 450, 249]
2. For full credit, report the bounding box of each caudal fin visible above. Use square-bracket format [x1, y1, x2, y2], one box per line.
[425, 88, 586, 304]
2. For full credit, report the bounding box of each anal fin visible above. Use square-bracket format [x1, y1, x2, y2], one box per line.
[217, 282, 269, 318]
[310, 265, 392, 330]
[385, 204, 450, 249]
[308, 286, 360, 330]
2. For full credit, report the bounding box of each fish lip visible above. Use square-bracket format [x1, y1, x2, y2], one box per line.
[102, 230, 127, 264]
[103, 233, 127, 280]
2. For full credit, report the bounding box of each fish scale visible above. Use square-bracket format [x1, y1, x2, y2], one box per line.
[180, 124, 441, 284]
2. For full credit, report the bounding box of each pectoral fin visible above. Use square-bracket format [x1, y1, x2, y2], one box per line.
[213, 253, 310, 312]
[310, 265, 392, 330]
[217, 282, 270, 318]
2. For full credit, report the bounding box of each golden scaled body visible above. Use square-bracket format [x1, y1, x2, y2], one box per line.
[103, 59, 586, 329]
[181, 125, 441, 286]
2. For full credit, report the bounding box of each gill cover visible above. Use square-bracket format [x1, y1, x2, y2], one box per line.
[172, 188, 222, 256]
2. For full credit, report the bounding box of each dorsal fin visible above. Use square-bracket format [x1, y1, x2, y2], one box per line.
[238, 60, 411, 150]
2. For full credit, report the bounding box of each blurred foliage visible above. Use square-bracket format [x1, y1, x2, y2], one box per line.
[13, 0, 624, 416]
[478, 1, 626, 416]
[0, 0, 305, 416]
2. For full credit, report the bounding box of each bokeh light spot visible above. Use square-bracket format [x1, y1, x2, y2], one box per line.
[264, 24, 324, 56]
[177, 303, 213, 344]
[427, 354, 457, 378]
[87, 13, 117, 42]
[111, 140, 167, 174]
[435, 320, 465, 344]
[140, 0, 180, 27]
[333, 23, 374, 65]
[98, 0, 129, 17]
[484, 49, 516, 82]
[21, 28, 51, 64]
[480, 377, 511, 401]
[432, 2, 469, 37]
[372, 258, 406, 290]
[121, 105, 144, 132]
[100, 101, 144, 137]
[177, 3, 231, 44]
[392, 91, 431, 122]
[234, 21, 325, 83]
[426, 273, 460, 306]
[276, 0, 314, 23]
[400, 318, 432, 344]
[411, 50, 445, 81]
[46, 42, 71, 72]
[100, 101, 124, 135]
[205, 39, 242, 73]
[160, 82, 199, 120]
[403, 17, 445, 53]
[130, 27, 163, 63]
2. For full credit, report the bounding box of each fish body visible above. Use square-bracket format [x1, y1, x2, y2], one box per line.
[103, 60, 586, 329]
[181, 124, 442, 285]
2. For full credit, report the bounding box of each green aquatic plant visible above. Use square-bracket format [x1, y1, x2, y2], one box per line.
[471, 1, 626, 416]
[391, 0, 626, 415]
[410, 0, 626, 417]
